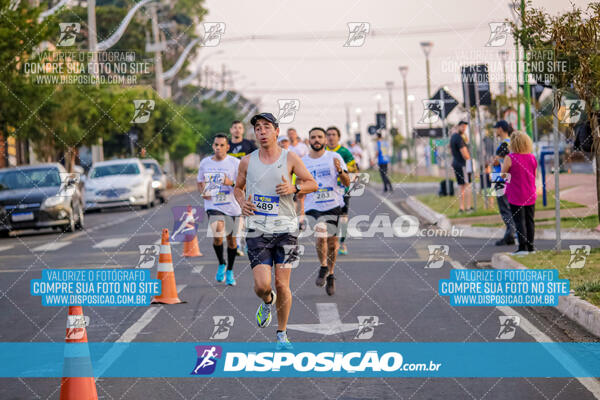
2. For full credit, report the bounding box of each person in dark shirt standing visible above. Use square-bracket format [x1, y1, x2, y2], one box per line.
[450, 121, 472, 213]
[227, 120, 257, 256]
[492, 120, 515, 246]
[228, 120, 257, 159]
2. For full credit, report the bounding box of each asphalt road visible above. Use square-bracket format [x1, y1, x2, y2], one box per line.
[1, 182, 599, 399]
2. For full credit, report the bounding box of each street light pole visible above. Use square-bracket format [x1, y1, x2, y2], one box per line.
[509, 2, 521, 130]
[408, 94, 416, 175]
[420, 41, 435, 168]
[499, 50, 509, 96]
[150, 3, 165, 98]
[386, 81, 395, 171]
[520, 0, 532, 138]
[399, 66, 410, 173]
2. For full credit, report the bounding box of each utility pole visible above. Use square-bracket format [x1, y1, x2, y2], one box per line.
[150, 3, 164, 98]
[521, 0, 532, 138]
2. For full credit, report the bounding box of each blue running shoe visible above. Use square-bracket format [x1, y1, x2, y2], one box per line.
[215, 264, 226, 283]
[226, 270, 236, 286]
[276, 331, 293, 350]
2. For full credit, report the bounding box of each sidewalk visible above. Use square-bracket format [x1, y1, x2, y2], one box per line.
[452, 172, 598, 228]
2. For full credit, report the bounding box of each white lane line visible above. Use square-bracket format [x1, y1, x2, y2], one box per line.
[92, 237, 129, 249]
[95, 284, 187, 376]
[453, 261, 600, 398]
[192, 265, 204, 274]
[368, 188, 406, 216]
[0, 244, 14, 252]
[31, 241, 71, 252]
[379, 191, 600, 399]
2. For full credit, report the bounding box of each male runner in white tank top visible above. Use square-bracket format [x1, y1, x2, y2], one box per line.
[234, 112, 317, 349]
[299, 127, 350, 296]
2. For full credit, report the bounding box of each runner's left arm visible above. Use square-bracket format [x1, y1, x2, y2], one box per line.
[289, 152, 318, 194]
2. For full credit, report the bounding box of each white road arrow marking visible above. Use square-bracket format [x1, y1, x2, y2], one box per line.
[287, 303, 359, 335]
[192, 265, 204, 274]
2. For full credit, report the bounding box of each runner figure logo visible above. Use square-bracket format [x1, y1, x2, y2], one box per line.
[354, 316, 383, 339]
[57, 23, 80, 46]
[280, 244, 304, 269]
[131, 100, 155, 124]
[566, 245, 591, 269]
[277, 99, 300, 124]
[343, 22, 370, 47]
[488, 173, 511, 197]
[561, 100, 585, 124]
[425, 245, 449, 269]
[485, 22, 510, 47]
[202, 22, 226, 46]
[171, 206, 203, 243]
[418, 100, 443, 124]
[191, 345, 222, 375]
[347, 173, 370, 197]
[496, 316, 520, 339]
[66, 315, 90, 340]
[137, 245, 160, 268]
[210, 316, 234, 339]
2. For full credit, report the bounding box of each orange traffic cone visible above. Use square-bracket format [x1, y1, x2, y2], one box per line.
[152, 229, 184, 304]
[183, 205, 203, 257]
[60, 306, 98, 400]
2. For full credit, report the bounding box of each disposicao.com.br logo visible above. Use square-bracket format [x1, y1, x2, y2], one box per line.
[191, 346, 442, 375]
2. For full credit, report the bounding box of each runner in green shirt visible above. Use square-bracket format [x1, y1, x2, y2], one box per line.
[325, 126, 358, 255]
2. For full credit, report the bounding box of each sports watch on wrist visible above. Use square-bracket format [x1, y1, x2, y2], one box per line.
[294, 183, 301, 194]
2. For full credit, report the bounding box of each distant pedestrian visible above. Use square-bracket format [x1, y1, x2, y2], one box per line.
[501, 131, 537, 255]
[492, 120, 515, 246]
[450, 121, 472, 213]
[376, 133, 393, 192]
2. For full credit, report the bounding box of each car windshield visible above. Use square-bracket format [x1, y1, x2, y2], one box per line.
[90, 163, 140, 178]
[0, 168, 61, 191]
[142, 162, 161, 175]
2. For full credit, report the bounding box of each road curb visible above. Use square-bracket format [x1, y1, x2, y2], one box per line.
[492, 252, 600, 338]
[405, 196, 600, 240]
[405, 195, 452, 231]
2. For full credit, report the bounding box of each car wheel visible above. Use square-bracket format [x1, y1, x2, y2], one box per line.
[75, 203, 85, 230]
[0, 230, 9, 238]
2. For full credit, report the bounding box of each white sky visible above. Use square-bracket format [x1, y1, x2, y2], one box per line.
[190, 0, 589, 142]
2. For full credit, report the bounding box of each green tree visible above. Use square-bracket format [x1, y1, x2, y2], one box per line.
[513, 2, 600, 225]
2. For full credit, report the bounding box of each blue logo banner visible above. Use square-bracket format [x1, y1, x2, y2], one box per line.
[2, 342, 600, 378]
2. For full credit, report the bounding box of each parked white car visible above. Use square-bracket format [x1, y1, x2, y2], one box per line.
[85, 158, 155, 211]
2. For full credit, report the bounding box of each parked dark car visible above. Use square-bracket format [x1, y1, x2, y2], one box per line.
[0, 163, 85, 236]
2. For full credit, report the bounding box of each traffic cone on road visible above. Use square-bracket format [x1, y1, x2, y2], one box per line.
[152, 228, 184, 304]
[60, 306, 98, 400]
[183, 205, 203, 257]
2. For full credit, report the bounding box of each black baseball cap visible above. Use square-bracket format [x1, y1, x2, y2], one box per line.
[494, 120, 510, 131]
[458, 120, 468, 126]
[250, 112, 279, 128]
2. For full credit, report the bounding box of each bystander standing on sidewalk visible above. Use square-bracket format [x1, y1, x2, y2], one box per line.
[502, 131, 537, 256]
[450, 121, 472, 213]
[493, 120, 516, 246]
[376, 133, 393, 192]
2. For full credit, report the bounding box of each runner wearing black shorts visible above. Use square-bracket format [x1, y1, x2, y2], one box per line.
[300, 127, 350, 296]
[234, 112, 317, 349]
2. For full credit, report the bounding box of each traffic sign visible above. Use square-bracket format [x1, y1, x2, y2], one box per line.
[368, 125, 378, 135]
[461, 64, 492, 106]
[376, 113, 386, 130]
[431, 87, 459, 117]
